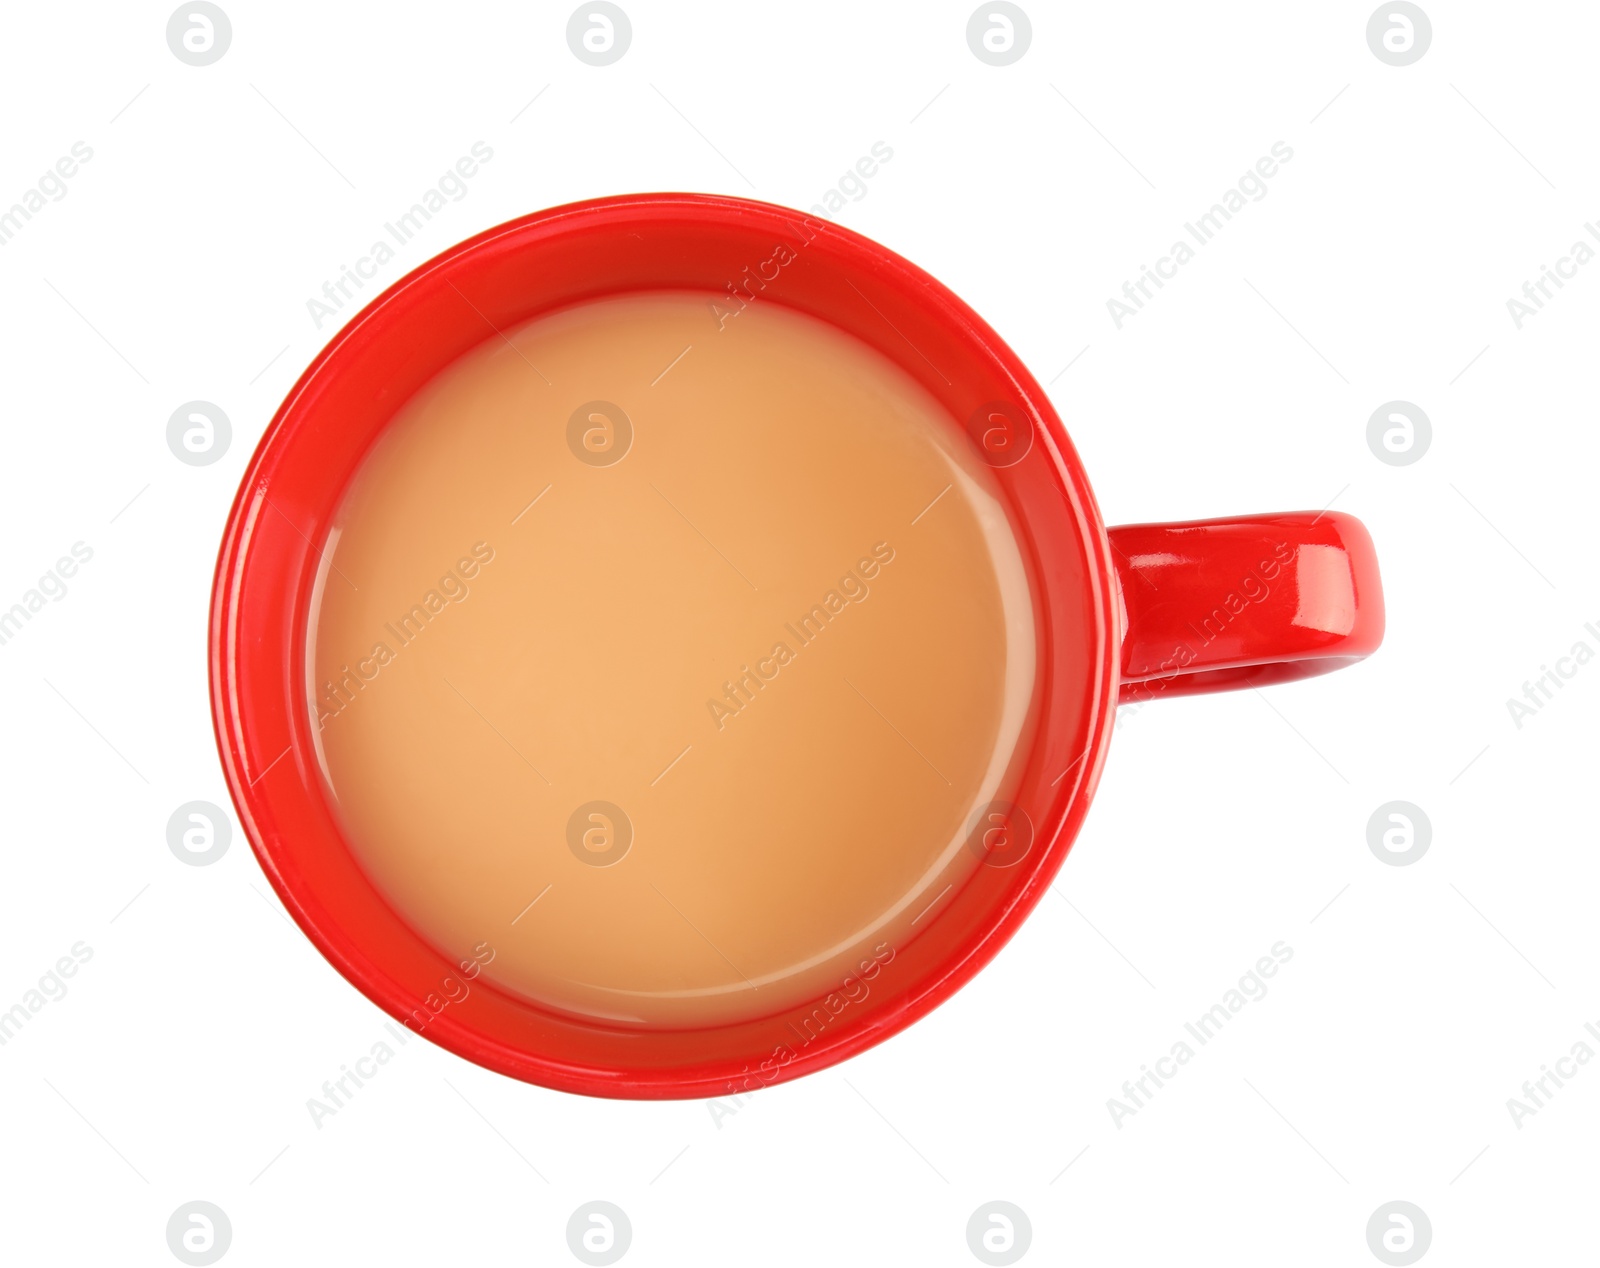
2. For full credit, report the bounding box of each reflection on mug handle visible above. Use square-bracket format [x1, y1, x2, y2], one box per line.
[1110, 511, 1385, 702]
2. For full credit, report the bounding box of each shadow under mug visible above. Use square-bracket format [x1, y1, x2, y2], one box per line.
[210, 193, 1384, 1099]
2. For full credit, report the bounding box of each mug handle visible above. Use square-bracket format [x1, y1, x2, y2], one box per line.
[1109, 511, 1384, 702]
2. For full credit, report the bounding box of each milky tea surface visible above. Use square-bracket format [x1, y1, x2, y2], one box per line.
[309, 291, 1038, 1027]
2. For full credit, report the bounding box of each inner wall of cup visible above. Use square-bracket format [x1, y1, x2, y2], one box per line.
[231, 201, 1111, 1087]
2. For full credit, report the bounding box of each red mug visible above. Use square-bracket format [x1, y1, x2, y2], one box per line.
[210, 193, 1383, 1098]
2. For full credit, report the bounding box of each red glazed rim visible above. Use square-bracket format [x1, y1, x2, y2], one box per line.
[209, 193, 1119, 1098]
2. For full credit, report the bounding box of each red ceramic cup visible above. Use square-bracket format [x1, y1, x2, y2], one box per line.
[210, 193, 1383, 1099]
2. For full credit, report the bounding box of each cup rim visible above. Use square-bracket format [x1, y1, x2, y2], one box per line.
[210, 192, 1119, 1097]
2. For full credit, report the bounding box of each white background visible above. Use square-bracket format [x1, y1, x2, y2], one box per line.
[1, 2, 1595, 1264]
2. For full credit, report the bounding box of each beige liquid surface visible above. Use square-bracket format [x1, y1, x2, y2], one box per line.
[309, 290, 1038, 1028]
